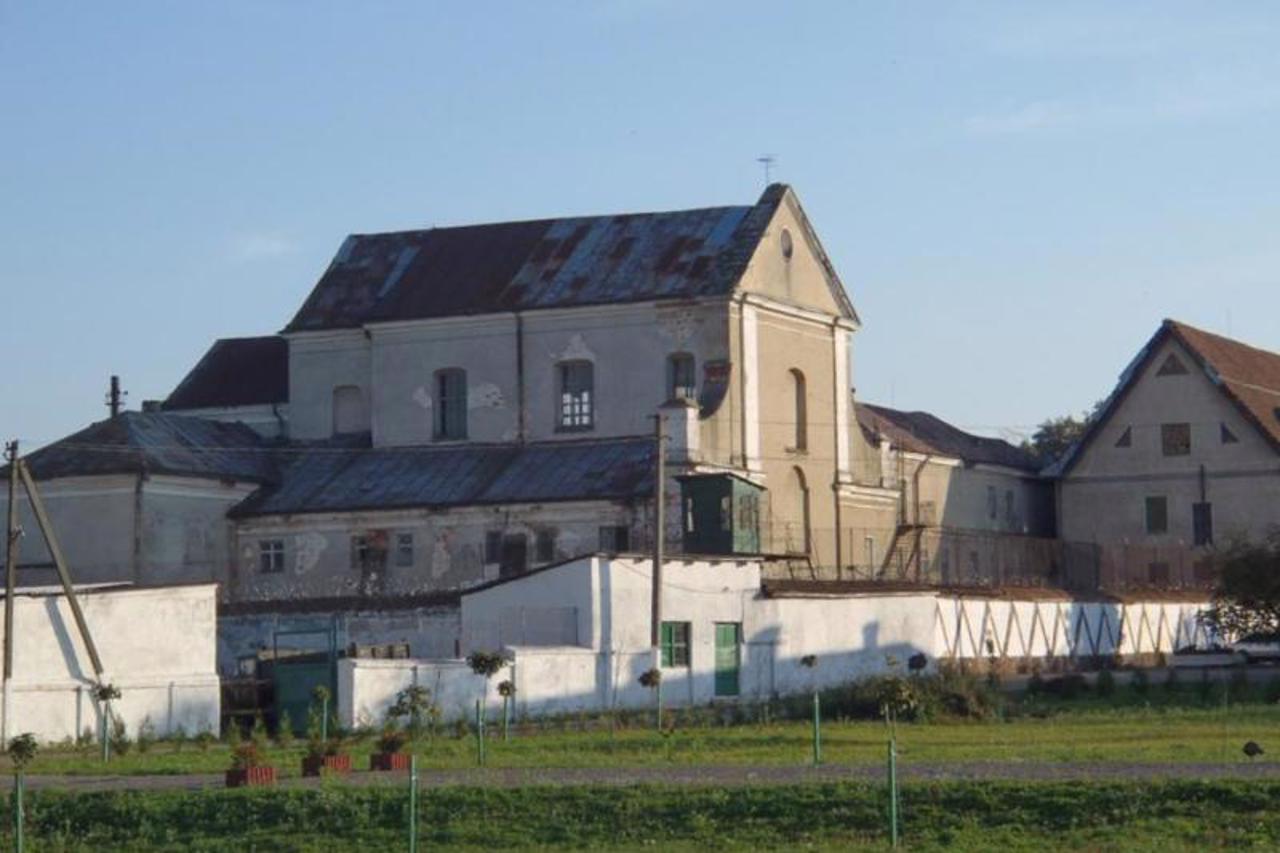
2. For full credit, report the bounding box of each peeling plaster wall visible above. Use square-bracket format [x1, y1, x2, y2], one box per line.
[218, 606, 460, 677]
[229, 500, 638, 602]
[0, 474, 252, 589]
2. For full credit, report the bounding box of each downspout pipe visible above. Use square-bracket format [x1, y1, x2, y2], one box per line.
[830, 317, 843, 576]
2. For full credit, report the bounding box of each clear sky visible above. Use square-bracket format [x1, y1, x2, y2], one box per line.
[3, 2, 1279, 448]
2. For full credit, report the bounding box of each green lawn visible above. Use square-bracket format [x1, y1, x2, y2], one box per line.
[2, 779, 1279, 851]
[8, 702, 1279, 777]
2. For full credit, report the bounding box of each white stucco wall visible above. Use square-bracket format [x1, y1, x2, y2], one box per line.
[341, 556, 1211, 720]
[0, 584, 220, 743]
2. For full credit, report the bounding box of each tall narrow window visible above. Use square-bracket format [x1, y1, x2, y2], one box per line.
[434, 368, 467, 440]
[790, 368, 807, 451]
[1145, 496, 1168, 534]
[667, 353, 696, 400]
[1193, 502, 1213, 546]
[558, 360, 594, 430]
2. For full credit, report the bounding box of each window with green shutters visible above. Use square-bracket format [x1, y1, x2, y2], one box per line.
[660, 621, 690, 667]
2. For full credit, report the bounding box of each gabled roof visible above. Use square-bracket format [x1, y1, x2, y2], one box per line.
[284, 184, 854, 332]
[162, 336, 288, 411]
[11, 413, 276, 484]
[1055, 319, 1280, 475]
[230, 436, 655, 517]
[856, 402, 1039, 471]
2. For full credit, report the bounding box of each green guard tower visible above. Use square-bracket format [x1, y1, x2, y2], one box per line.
[678, 473, 765, 555]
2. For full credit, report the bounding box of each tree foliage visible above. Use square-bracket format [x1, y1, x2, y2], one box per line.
[1023, 400, 1107, 466]
[1201, 533, 1280, 639]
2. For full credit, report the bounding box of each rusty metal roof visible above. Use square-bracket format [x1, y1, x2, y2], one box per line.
[14, 413, 276, 484]
[163, 336, 288, 411]
[230, 436, 654, 517]
[856, 402, 1040, 471]
[285, 186, 792, 332]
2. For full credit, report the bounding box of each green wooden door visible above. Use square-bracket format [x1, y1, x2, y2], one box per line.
[714, 622, 741, 696]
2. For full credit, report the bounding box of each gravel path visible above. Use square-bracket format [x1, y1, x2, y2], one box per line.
[5, 760, 1279, 793]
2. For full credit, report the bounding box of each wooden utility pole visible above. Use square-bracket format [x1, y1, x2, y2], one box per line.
[650, 414, 665, 652]
[3, 440, 20, 741]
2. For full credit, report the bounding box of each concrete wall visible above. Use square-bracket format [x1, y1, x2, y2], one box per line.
[0, 584, 220, 743]
[345, 555, 1211, 718]
[230, 500, 637, 602]
[1060, 337, 1280, 545]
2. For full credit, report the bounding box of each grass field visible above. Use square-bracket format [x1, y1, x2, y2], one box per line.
[1, 779, 1278, 851]
[6, 701, 1278, 777]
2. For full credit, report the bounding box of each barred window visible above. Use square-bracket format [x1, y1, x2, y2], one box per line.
[668, 353, 696, 400]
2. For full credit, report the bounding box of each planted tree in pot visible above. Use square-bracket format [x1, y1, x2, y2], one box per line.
[226, 741, 276, 788]
[370, 721, 411, 772]
[301, 686, 351, 777]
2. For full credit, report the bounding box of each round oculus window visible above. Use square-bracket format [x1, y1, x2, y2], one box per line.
[780, 228, 794, 260]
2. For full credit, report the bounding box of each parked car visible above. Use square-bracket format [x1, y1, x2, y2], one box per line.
[1231, 634, 1280, 663]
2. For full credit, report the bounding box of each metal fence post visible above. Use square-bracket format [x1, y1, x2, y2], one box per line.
[100, 705, 110, 763]
[811, 692, 821, 766]
[13, 770, 24, 853]
[475, 699, 485, 766]
[408, 754, 418, 853]
[887, 737, 899, 847]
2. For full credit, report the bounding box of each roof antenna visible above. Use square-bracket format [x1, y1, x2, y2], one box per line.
[756, 155, 777, 187]
[106, 375, 127, 419]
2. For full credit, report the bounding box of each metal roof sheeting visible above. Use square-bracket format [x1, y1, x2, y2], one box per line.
[14, 413, 276, 483]
[284, 186, 791, 332]
[230, 436, 655, 517]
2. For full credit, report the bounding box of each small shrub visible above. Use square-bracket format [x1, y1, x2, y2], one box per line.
[1095, 669, 1116, 698]
[638, 668, 662, 689]
[110, 717, 131, 756]
[170, 724, 188, 753]
[497, 679, 516, 698]
[275, 712, 295, 749]
[1131, 669, 1151, 697]
[77, 727, 95, 750]
[136, 715, 156, 754]
[227, 720, 243, 748]
[230, 741, 262, 771]
[7, 733, 38, 769]
[250, 712, 268, 749]
[799, 654, 817, 669]
[194, 723, 216, 752]
[466, 650, 510, 679]
[388, 685, 437, 740]
[377, 722, 409, 755]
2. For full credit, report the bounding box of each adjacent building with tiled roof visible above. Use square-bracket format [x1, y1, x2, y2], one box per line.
[1055, 319, 1280, 583]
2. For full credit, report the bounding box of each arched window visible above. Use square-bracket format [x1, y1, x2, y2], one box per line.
[331, 385, 368, 436]
[790, 368, 807, 451]
[667, 353, 696, 401]
[434, 368, 468, 440]
[557, 360, 594, 430]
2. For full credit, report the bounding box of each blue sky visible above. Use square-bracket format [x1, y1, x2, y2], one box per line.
[3, 2, 1279, 447]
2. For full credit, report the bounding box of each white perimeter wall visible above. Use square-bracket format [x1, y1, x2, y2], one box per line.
[0, 584, 221, 743]
[345, 556, 1212, 720]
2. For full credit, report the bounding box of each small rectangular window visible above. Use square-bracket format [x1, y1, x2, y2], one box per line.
[434, 369, 468, 440]
[660, 621, 691, 667]
[863, 536, 876, 569]
[499, 534, 527, 579]
[351, 532, 388, 572]
[484, 531, 502, 564]
[986, 486, 997, 520]
[395, 533, 414, 568]
[1161, 423, 1191, 456]
[259, 540, 285, 574]
[535, 530, 555, 563]
[1004, 490, 1015, 525]
[668, 354, 696, 400]
[598, 525, 630, 552]
[1145, 496, 1168, 534]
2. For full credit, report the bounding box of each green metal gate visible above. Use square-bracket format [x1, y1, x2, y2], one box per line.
[714, 622, 741, 697]
[272, 625, 338, 736]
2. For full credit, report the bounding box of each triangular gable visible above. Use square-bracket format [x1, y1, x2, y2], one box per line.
[1056, 319, 1280, 476]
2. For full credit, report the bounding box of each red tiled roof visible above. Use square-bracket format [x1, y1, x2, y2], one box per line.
[1166, 320, 1280, 450]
